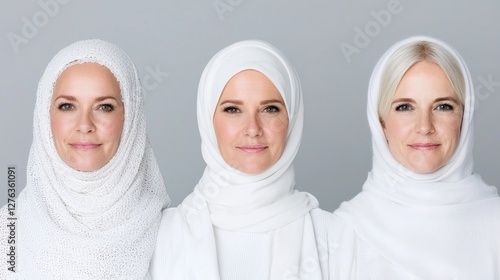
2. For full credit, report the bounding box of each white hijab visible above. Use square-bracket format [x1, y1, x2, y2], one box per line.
[16, 39, 169, 279]
[335, 36, 500, 279]
[159, 40, 320, 279]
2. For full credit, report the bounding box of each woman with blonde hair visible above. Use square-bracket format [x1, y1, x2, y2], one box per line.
[333, 36, 500, 279]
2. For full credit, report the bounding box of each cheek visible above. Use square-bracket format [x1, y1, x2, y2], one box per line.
[383, 118, 406, 143]
[50, 111, 70, 143]
[103, 115, 124, 143]
[213, 118, 235, 151]
[266, 117, 288, 145]
[382, 119, 412, 160]
[440, 117, 462, 144]
[268, 114, 288, 129]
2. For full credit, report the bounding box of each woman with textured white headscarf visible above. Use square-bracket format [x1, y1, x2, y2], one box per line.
[0, 39, 169, 279]
[332, 36, 500, 279]
[150, 40, 336, 279]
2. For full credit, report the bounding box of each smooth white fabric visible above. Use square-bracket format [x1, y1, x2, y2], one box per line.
[334, 36, 500, 279]
[6, 39, 169, 279]
[214, 228, 272, 280]
[151, 208, 337, 280]
[150, 40, 323, 280]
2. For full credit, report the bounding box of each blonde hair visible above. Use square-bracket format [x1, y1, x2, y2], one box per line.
[378, 41, 465, 122]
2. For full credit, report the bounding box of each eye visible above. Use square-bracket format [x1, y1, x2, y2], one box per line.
[222, 106, 240, 114]
[263, 105, 280, 113]
[436, 103, 453, 111]
[57, 103, 74, 111]
[98, 104, 115, 112]
[395, 104, 412, 111]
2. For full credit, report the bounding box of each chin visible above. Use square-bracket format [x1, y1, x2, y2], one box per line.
[239, 167, 266, 175]
[407, 163, 444, 174]
[73, 166, 100, 172]
[69, 161, 106, 172]
[236, 163, 270, 175]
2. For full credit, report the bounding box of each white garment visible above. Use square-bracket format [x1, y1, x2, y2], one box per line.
[1, 39, 169, 279]
[333, 36, 500, 279]
[328, 215, 423, 280]
[151, 208, 337, 280]
[214, 228, 271, 280]
[150, 40, 326, 279]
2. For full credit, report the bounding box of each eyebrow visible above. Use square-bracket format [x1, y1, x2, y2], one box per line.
[391, 98, 414, 104]
[219, 99, 243, 106]
[54, 95, 76, 101]
[391, 96, 459, 104]
[95, 96, 119, 102]
[219, 99, 285, 106]
[54, 95, 119, 102]
[260, 99, 285, 105]
[435, 97, 459, 103]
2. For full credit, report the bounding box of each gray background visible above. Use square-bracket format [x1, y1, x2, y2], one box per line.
[1, 0, 499, 211]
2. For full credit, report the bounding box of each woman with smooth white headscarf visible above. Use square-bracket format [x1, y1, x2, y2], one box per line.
[150, 40, 336, 280]
[0, 39, 169, 279]
[332, 36, 500, 279]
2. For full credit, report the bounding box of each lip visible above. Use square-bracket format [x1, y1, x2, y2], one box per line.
[237, 145, 268, 153]
[408, 143, 440, 151]
[70, 142, 101, 150]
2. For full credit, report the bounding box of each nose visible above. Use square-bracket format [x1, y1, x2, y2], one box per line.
[416, 110, 435, 135]
[245, 113, 263, 137]
[76, 110, 96, 134]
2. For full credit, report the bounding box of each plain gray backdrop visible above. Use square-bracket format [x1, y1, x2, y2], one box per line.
[1, 0, 499, 211]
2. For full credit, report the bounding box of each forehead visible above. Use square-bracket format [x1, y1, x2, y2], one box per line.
[222, 69, 283, 98]
[51, 62, 122, 105]
[54, 62, 119, 90]
[394, 61, 455, 98]
[228, 69, 273, 84]
[56, 62, 116, 82]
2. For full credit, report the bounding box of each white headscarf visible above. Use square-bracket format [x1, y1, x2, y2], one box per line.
[16, 39, 169, 279]
[160, 40, 320, 279]
[335, 36, 500, 279]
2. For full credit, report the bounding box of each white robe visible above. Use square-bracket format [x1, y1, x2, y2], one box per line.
[150, 208, 337, 280]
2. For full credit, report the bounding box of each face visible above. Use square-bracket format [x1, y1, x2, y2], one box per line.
[213, 70, 289, 174]
[381, 61, 463, 174]
[50, 62, 124, 172]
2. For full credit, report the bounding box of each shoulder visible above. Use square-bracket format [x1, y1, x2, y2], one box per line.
[153, 206, 193, 257]
[308, 208, 360, 278]
[309, 208, 337, 256]
[310, 206, 361, 260]
[309, 207, 353, 235]
[309, 207, 359, 246]
[156, 207, 183, 243]
[309, 208, 334, 230]
[150, 207, 183, 280]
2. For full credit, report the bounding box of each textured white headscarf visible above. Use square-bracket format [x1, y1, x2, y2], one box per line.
[155, 40, 320, 279]
[15, 39, 169, 279]
[335, 36, 500, 279]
